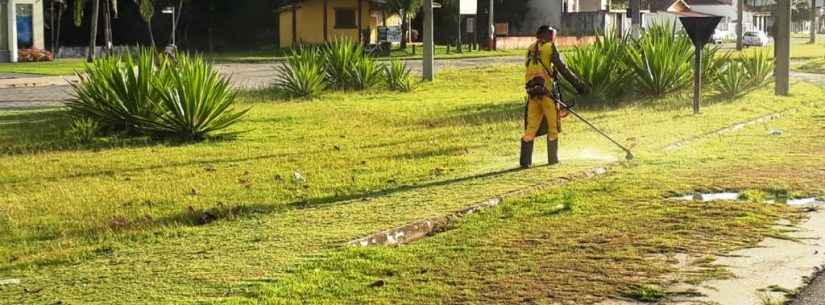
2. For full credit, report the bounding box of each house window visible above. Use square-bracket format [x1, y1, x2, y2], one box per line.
[335, 8, 357, 29]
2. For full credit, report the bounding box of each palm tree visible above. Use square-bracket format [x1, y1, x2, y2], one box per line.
[72, 0, 102, 62]
[133, 0, 156, 47]
[385, 0, 422, 49]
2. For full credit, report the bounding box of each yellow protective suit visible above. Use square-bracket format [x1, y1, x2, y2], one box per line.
[522, 41, 561, 142]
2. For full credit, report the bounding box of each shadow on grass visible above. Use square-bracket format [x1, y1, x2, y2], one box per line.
[0, 108, 244, 157]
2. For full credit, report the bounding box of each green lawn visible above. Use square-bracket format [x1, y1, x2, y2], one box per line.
[796, 58, 825, 74]
[1, 63, 824, 304]
[0, 58, 85, 76]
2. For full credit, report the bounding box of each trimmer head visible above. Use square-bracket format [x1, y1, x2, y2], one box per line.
[625, 151, 635, 161]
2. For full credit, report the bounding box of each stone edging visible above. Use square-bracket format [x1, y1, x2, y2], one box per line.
[664, 110, 789, 151]
[349, 166, 612, 247]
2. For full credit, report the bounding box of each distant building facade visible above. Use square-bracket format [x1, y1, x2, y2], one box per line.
[1, 0, 45, 62]
[276, 0, 401, 48]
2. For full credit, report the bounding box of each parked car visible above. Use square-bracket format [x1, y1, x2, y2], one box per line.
[711, 30, 725, 44]
[743, 31, 771, 47]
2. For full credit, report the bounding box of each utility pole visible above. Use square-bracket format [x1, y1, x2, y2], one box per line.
[423, 0, 434, 81]
[736, 0, 743, 50]
[630, 0, 641, 38]
[488, 0, 495, 50]
[775, 0, 791, 96]
[810, 0, 817, 43]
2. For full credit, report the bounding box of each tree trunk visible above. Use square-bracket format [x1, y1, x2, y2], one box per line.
[103, 0, 113, 53]
[736, 0, 743, 50]
[400, 10, 407, 49]
[88, 0, 100, 62]
[810, 0, 817, 43]
[56, 5, 63, 53]
[147, 19, 156, 48]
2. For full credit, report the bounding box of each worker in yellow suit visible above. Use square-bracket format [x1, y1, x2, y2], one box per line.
[521, 25, 589, 168]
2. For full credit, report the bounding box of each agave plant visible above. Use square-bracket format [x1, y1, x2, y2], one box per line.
[740, 48, 773, 88]
[624, 22, 693, 96]
[714, 60, 750, 99]
[146, 54, 249, 140]
[563, 32, 629, 104]
[701, 44, 727, 86]
[385, 60, 413, 91]
[350, 57, 384, 90]
[68, 50, 167, 133]
[276, 48, 328, 98]
[323, 40, 364, 90]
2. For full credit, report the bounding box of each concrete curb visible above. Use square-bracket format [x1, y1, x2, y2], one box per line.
[664, 110, 788, 151]
[349, 165, 613, 247]
[0, 76, 78, 89]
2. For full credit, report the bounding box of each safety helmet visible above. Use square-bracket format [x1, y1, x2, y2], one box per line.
[536, 25, 557, 36]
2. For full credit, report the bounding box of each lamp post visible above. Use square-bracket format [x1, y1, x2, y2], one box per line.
[162, 6, 176, 47]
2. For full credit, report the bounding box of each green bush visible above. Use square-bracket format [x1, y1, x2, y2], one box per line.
[147, 55, 250, 140]
[276, 48, 328, 98]
[740, 48, 773, 87]
[564, 33, 629, 104]
[624, 22, 693, 96]
[68, 50, 248, 141]
[701, 44, 727, 86]
[714, 60, 750, 99]
[385, 60, 412, 91]
[68, 50, 166, 133]
[323, 40, 364, 90]
[350, 57, 384, 90]
[66, 117, 101, 144]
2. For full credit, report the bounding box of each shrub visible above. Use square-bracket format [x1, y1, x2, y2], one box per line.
[323, 40, 364, 90]
[66, 117, 100, 144]
[68, 50, 248, 141]
[701, 44, 727, 86]
[18, 48, 55, 62]
[714, 60, 750, 99]
[385, 60, 412, 91]
[740, 48, 773, 87]
[276, 48, 328, 98]
[563, 32, 629, 104]
[624, 22, 693, 96]
[147, 55, 250, 140]
[350, 57, 384, 90]
[68, 50, 166, 133]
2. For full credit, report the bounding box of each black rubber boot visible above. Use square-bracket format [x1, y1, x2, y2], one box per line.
[520, 140, 534, 168]
[548, 139, 559, 165]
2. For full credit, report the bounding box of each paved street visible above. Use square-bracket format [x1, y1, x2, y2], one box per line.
[0, 56, 823, 110]
[791, 269, 825, 305]
[0, 56, 528, 109]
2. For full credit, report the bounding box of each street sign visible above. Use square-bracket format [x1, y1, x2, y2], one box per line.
[678, 15, 723, 114]
[460, 0, 476, 15]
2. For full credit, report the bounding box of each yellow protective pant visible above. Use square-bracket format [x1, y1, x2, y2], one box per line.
[522, 96, 560, 142]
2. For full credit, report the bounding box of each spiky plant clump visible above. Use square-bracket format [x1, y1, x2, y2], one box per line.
[624, 22, 693, 96]
[148, 55, 250, 140]
[68, 49, 167, 133]
[276, 48, 328, 99]
[385, 60, 413, 92]
[740, 48, 774, 88]
[68, 50, 248, 141]
[323, 40, 364, 90]
[714, 60, 750, 99]
[563, 32, 629, 105]
[349, 57, 384, 90]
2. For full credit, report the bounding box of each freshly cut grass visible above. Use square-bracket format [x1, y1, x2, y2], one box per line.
[0, 63, 823, 304]
[796, 58, 825, 74]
